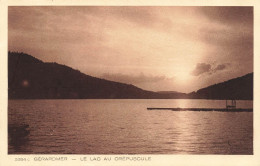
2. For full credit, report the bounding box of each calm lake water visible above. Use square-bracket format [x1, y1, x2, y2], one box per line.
[8, 99, 253, 154]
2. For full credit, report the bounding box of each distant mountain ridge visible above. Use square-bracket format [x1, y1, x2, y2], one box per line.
[8, 52, 253, 100]
[8, 52, 158, 99]
[157, 91, 184, 94]
[8, 52, 186, 99]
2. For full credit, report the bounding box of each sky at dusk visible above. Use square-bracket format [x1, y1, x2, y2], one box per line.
[8, 6, 253, 93]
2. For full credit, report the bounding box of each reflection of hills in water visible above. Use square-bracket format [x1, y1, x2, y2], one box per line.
[8, 123, 30, 152]
[8, 52, 253, 100]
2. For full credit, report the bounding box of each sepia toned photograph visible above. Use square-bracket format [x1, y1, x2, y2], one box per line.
[8, 6, 253, 155]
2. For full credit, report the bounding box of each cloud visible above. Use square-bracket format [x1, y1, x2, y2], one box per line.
[110, 7, 157, 27]
[198, 7, 253, 71]
[101, 73, 167, 84]
[213, 64, 227, 71]
[8, 7, 253, 92]
[191, 63, 211, 76]
[192, 63, 230, 76]
[200, 7, 253, 26]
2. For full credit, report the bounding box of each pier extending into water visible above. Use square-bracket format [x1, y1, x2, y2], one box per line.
[147, 100, 252, 112]
[147, 107, 253, 112]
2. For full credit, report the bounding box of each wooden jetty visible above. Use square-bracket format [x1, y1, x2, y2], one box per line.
[147, 100, 253, 112]
[147, 107, 252, 112]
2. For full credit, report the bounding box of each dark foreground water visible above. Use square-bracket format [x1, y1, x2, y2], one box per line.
[8, 99, 253, 154]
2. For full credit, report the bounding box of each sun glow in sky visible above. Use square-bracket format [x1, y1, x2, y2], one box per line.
[8, 7, 253, 93]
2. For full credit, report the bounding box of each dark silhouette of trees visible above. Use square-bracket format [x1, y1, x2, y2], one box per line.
[188, 73, 253, 100]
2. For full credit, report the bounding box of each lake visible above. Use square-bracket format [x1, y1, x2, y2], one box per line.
[8, 99, 253, 154]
